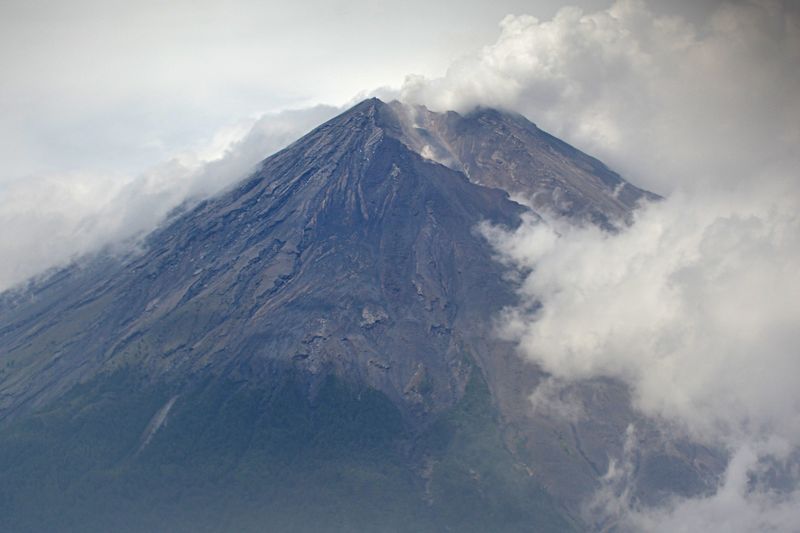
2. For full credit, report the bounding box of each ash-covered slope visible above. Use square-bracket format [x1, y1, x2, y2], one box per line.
[0, 99, 710, 533]
[390, 102, 658, 227]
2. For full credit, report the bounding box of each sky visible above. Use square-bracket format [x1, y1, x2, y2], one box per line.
[2, 0, 799, 531]
[0, 0, 613, 178]
[0, 0, 716, 179]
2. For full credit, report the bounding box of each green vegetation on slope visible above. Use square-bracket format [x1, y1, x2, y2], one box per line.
[0, 366, 573, 533]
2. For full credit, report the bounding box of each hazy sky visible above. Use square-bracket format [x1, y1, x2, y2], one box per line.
[1, 0, 716, 179]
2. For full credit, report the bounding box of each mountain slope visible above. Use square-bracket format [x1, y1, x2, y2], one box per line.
[0, 98, 524, 421]
[0, 98, 708, 531]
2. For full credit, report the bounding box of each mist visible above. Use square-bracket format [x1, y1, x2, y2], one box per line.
[0, 105, 338, 291]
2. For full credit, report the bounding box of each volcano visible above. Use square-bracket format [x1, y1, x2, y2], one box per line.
[0, 99, 711, 532]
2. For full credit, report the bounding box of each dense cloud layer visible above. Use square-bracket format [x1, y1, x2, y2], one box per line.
[484, 184, 800, 446]
[457, 1, 800, 530]
[484, 186, 800, 529]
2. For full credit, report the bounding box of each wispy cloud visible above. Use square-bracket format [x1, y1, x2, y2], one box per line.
[1, 1, 797, 528]
[0, 105, 338, 291]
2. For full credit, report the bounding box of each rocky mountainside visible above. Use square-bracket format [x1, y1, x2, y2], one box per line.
[0, 99, 714, 532]
[0, 98, 525, 421]
[389, 102, 658, 227]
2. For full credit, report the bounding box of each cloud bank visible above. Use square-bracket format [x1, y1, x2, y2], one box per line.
[484, 186, 800, 529]
[484, 184, 800, 446]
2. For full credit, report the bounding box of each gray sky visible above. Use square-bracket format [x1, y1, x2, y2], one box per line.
[0, 0, 715, 179]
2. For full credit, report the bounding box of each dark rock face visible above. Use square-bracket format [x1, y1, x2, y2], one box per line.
[0, 98, 715, 531]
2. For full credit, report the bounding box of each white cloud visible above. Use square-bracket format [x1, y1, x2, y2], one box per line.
[587, 430, 800, 533]
[488, 186, 800, 530]
[483, 182, 800, 447]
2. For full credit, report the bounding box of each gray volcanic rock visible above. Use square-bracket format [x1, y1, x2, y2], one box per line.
[0, 98, 714, 531]
[389, 102, 659, 227]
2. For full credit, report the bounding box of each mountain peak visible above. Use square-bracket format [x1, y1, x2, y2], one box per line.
[385, 101, 656, 226]
[285, 97, 652, 229]
[0, 95, 525, 421]
[349, 96, 387, 110]
[325, 97, 396, 130]
[0, 96, 679, 532]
